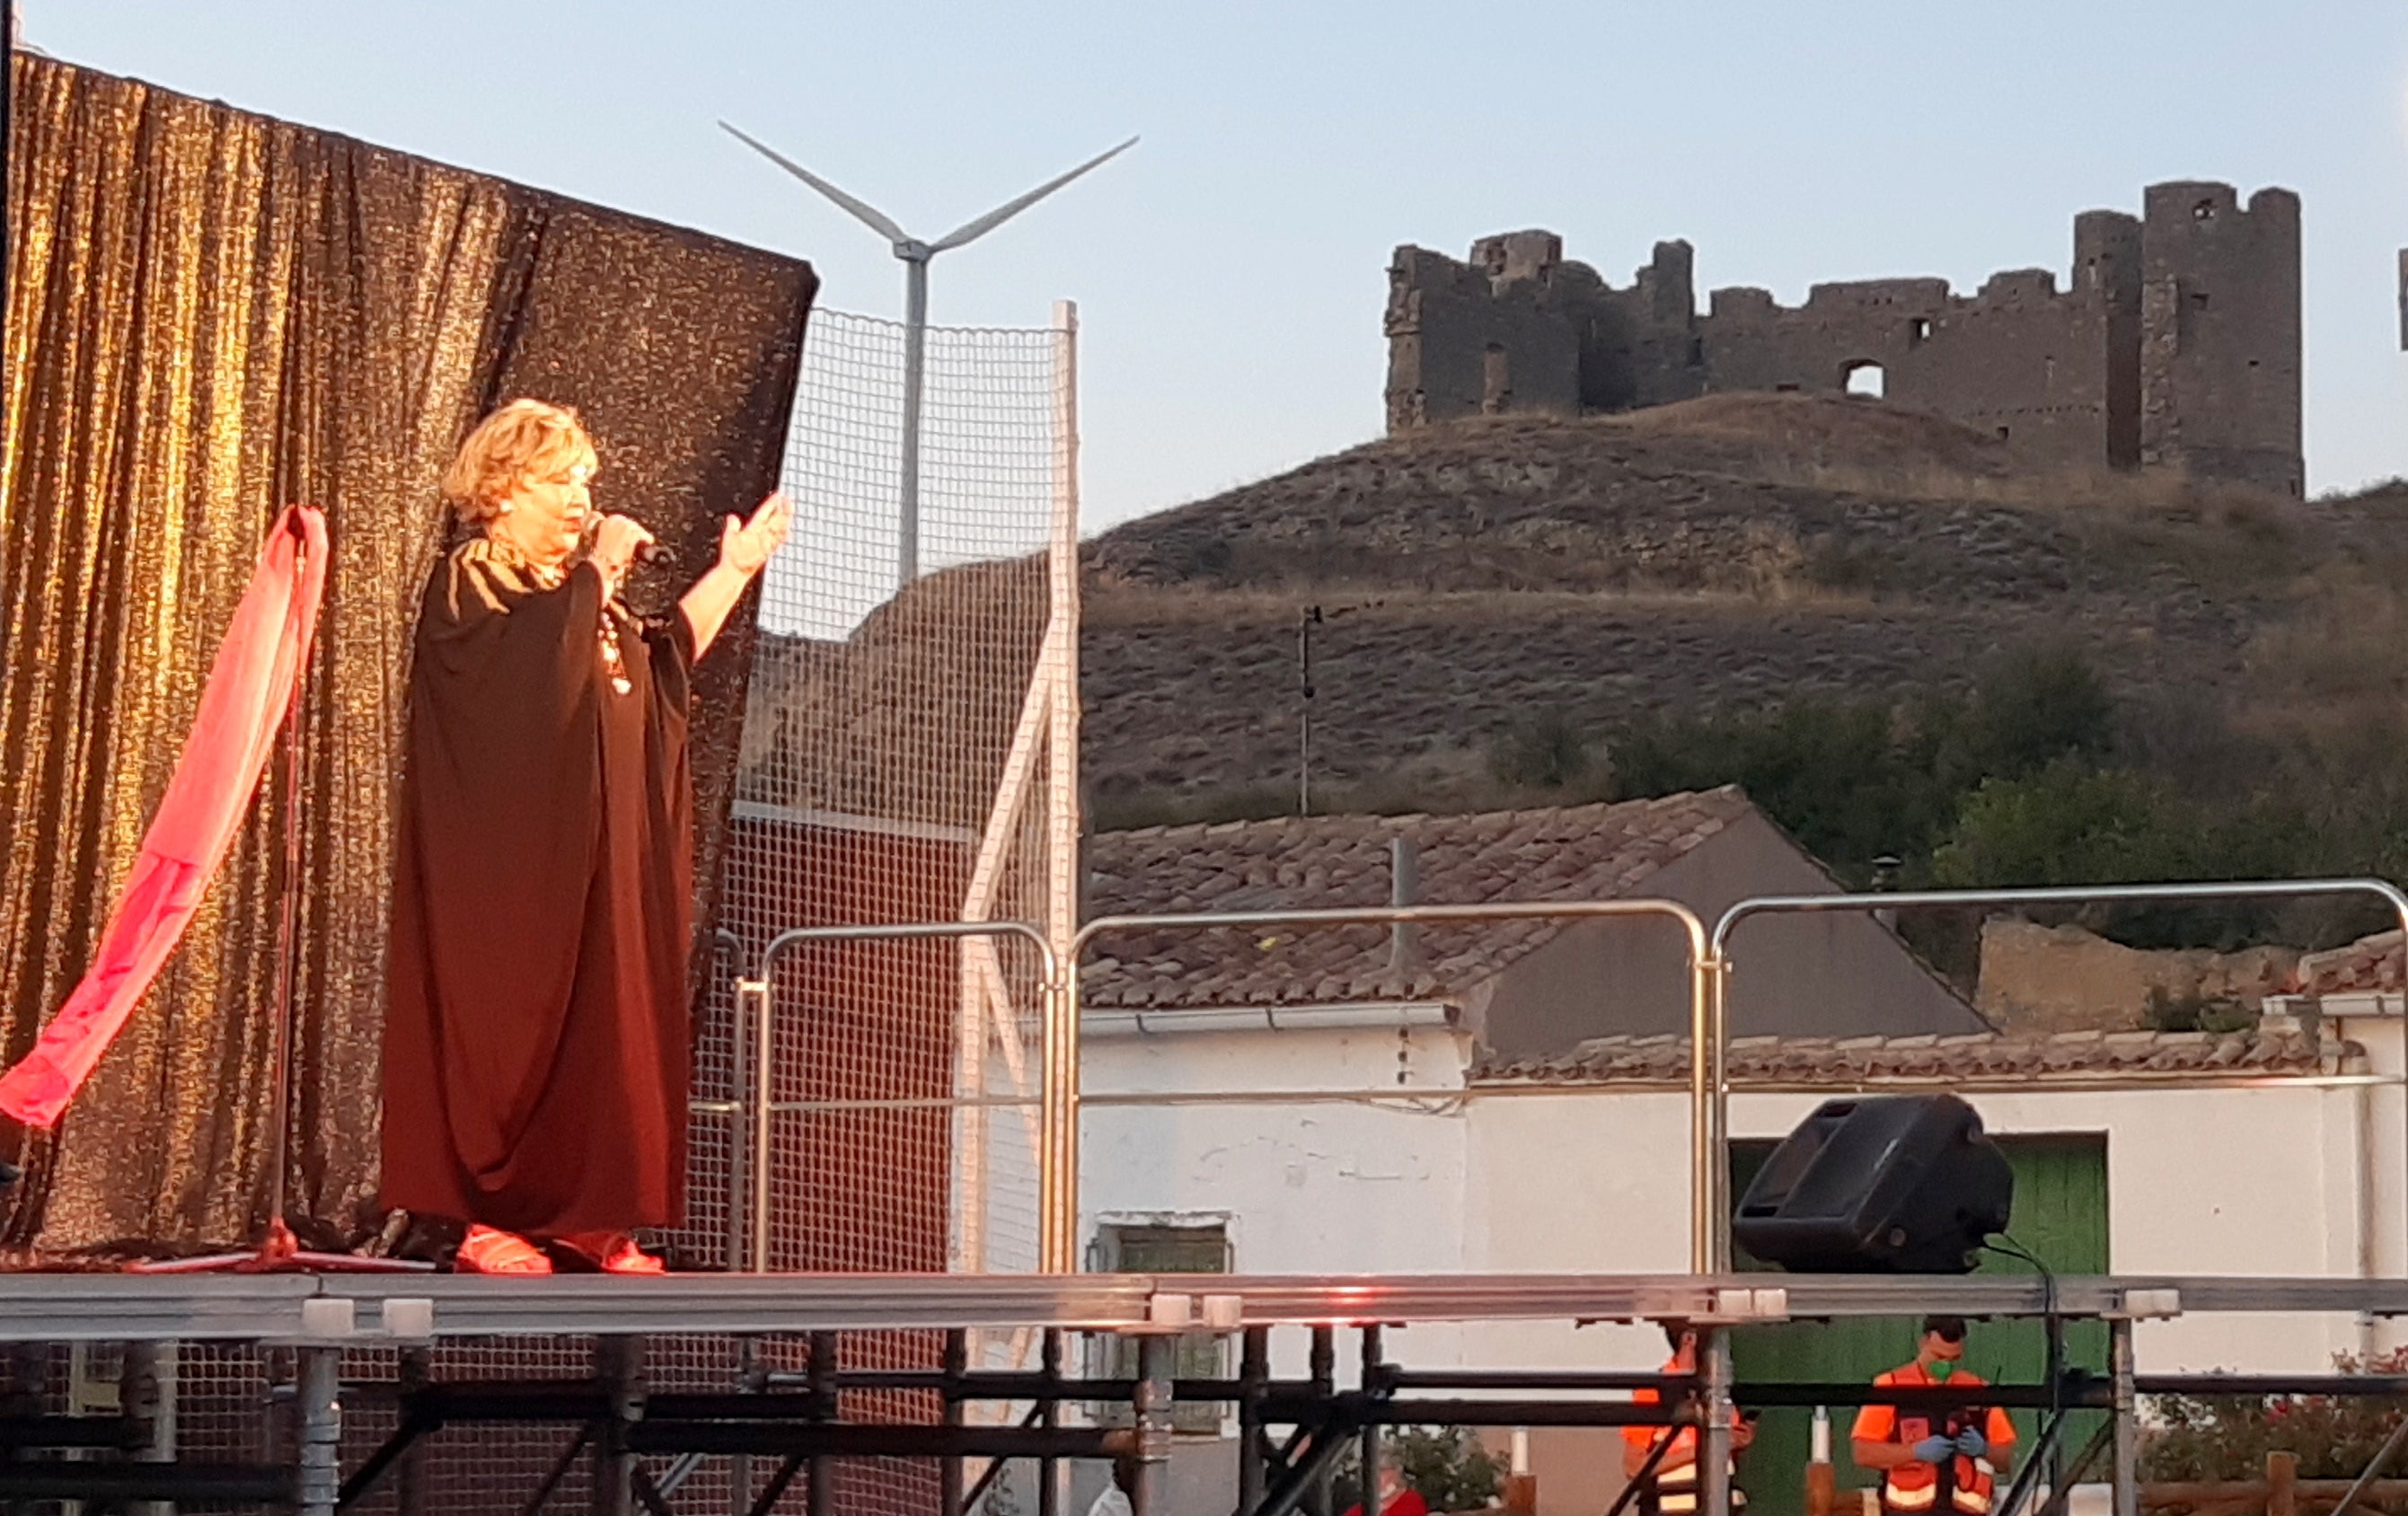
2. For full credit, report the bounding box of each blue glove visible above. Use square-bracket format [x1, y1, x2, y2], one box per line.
[1911, 1435, 1954, 1463]
[1954, 1429, 1989, 1459]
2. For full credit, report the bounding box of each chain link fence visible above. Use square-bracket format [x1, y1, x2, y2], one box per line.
[675, 305, 1072, 1289]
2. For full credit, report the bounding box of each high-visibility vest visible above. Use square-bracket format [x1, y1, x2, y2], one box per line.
[1650, 1451, 1746, 1516]
[1872, 1366, 1998, 1516]
[1628, 1356, 1746, 1515]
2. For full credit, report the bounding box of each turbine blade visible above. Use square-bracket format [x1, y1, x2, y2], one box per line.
[719, 120, 910, 245]
[928, 136, 1138, 252]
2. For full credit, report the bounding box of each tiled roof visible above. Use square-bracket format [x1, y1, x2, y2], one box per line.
[1475, 1027, 2357, 1086]
[2293, 930, 2406, 996]
[1080, 789, 1753, 1010]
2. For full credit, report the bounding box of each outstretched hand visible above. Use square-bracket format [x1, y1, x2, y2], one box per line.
[719, 492, 791, 577]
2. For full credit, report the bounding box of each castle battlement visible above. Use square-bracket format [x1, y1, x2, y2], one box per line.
[1385, 182, 2302, 495]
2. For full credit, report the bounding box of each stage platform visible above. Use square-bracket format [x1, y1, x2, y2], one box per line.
[3, 1271, 2406, 1514]
[0, 1268, 2403, 1343]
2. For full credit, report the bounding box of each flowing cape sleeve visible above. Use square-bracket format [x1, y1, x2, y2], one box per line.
[393, 547, 604, 1179]
[638, 607, 698, 996]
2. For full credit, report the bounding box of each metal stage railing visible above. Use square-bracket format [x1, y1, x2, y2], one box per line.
[7, 1271, 2408, 1516]
[727, 900, 1710, 1276]
[708, 877, 2408, 1285]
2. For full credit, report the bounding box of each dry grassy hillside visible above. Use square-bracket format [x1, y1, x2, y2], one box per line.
[741, 389, 2408, 916]
[1079, 392, 2400, 824]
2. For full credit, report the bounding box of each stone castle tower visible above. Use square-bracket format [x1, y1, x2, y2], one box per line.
[1384, 181, 2302, 496]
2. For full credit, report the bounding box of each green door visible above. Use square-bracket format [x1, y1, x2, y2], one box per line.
[1726, 1134, 2109, 1516]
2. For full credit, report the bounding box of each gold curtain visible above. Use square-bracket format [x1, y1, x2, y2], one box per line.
[1, 55, 814, 1253]
[0, 56, 518, 1250]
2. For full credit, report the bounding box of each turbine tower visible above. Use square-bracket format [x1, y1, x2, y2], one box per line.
[723, 123, 1135, 587]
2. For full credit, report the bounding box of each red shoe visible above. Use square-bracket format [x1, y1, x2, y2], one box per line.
[551, 1231, 666, 1274]
[456, 1225, 552, 1275]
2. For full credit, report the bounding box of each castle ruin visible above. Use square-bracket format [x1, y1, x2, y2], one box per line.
[1385, 181, 2302, 495]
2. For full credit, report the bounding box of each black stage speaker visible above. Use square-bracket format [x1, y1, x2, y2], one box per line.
[1733, 1094, 2014, 1274]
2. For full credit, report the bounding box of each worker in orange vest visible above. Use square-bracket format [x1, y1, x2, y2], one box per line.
[1623, 1321, 1755, 1515]
[1851, 1317, 2016, 1516]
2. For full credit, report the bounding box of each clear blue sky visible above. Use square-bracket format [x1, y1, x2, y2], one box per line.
[34, 1, 2408, 527]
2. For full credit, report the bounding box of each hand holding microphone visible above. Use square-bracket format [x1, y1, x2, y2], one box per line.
[588, 514, 657, 595]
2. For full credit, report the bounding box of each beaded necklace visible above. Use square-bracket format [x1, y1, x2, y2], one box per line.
[597, 604, 633, 696]
[479, 533, 631, 696]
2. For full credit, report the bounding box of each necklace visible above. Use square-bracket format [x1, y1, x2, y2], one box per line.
[479, 531, 626, 693]
[598, 604, 633, 696]
[478, 532, 568, 590]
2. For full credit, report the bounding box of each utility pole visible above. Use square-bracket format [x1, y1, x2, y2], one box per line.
[1297, 605, 1320, 816]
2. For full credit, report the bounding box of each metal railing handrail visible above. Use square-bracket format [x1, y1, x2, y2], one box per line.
[1703, 876, 2408, 1274]
[1071, 899, 1712, 1271]
[705, 875, 2408, 1285]
[740, 921, 1061, 1273]
[1711, 877, 2408, 955]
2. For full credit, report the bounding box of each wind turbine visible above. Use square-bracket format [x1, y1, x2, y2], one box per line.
[723, 123, 1136, 587]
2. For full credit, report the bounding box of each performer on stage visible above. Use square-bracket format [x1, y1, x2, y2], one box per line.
[383, 399, 789, 1275]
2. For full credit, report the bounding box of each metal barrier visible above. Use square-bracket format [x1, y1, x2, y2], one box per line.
[719, 901, 1711, 1275]
[1680, 875, 2408, 1516]
[1705, 875, 2408, 1272]
[745, 921, 1059, 1275]
[1066, 901, 1715, 1274]
[712, 876, 2408, 1304]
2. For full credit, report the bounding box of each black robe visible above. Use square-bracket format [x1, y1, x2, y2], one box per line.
[383, 540, 694, 1236]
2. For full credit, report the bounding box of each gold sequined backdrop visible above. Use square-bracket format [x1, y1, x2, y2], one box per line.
[0, 55, 816, 1253]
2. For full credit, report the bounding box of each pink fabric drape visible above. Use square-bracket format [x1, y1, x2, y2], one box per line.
[0, 506, 329, 1128]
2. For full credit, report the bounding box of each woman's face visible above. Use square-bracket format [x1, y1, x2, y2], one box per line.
[492, 454, 595, 565]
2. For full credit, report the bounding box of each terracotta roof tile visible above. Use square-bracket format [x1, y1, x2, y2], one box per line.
[1081, 788, 1752, 1010]
[2294, 930, 2406, 996]
[1475, 1027, 2357, 1086]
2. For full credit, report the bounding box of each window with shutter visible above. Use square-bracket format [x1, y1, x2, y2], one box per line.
[1092, 1221, 1233, 1434]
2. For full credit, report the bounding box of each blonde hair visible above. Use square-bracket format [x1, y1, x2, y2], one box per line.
[442, 399, 598, 524]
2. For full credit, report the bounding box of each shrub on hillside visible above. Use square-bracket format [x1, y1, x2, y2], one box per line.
[1605, 648, 2115, 885]
[1612, 697, 1947, 882]
[1488, 710, 1593, 790]
[1945, 646, 2117, 785]
[1931, 767, 2191, 889]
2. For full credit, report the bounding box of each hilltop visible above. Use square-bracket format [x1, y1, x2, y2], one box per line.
[1078, 392, 2374, 821]
[741, 391, 2408, 948]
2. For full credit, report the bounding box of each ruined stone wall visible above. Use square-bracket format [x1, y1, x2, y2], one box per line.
[1892, 209, 2143, 472]
[1976, 917, 2298, 1036]
[1385, 234, 1702, 430]
[1432, 252, 2136, 478]
[1387, 183, 2300, 489]
[1907, 271, 2111, 469]
[1580, 240, 1706, 411]
[1697, 277, 1948, 396]
[2139, 183, 2303, 495]
[1385, 236, 1582, 429]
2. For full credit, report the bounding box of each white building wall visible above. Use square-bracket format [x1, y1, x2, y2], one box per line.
[1081, 1010, 2408, 1381]
[1081, 1014, 1476, 1377]
[1467, 1081, 2395, 1377]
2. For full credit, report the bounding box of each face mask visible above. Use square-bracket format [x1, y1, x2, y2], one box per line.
[1927, 1358, 1955, 1380]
